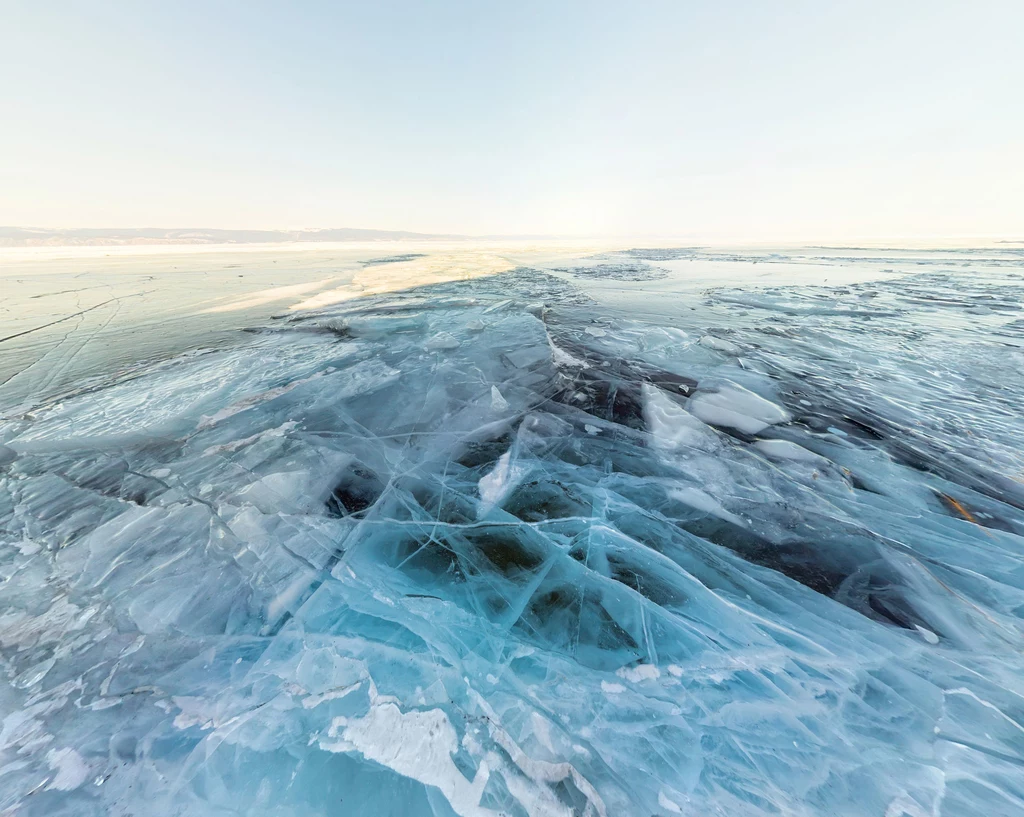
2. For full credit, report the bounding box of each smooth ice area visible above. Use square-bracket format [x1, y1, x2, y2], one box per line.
[2, 247, 1024, 816]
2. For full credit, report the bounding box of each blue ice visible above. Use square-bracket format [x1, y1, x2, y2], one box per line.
[2, 253, 1024, 816]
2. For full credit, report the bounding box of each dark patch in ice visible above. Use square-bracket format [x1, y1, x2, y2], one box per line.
[605, 553, 688, 608]
[504, 479, 589, 522]
[327, 463, 385, 517]
[840, 415, 887, 441]
[547, 336, 696, 431]
[554, 375, 648, 430]
[455, 429, 515, 469]
[517, 584, 642, 667]
[551, 334, 697, 395]
[835, 561, 942, 633]
[795, 400, 1024, 515]
[394, 533, 467, 583]
[466, 526, 547, 576]
[689, 519, 849, 599]
[683, 517, 935, 633]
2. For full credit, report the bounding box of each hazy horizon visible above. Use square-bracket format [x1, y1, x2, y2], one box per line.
[4, 2, 1022, 242]
[2, 225, 1022, 250]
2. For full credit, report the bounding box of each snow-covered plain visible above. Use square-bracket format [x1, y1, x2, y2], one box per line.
[2, 246, 1024, 816]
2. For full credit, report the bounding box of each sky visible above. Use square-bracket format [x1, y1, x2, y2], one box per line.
[2, 1, 1022, 241]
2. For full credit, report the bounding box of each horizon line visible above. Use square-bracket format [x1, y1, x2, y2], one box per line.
[1, 225, 1021, 251]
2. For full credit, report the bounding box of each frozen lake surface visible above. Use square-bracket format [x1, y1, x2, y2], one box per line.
[2, 244, 1024, 815]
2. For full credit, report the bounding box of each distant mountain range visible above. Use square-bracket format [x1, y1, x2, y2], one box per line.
[0, 226, 465, 247]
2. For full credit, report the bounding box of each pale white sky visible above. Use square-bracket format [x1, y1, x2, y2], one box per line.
[2, 1, 1022, 241]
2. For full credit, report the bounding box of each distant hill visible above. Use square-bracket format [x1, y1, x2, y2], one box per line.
[0, 226, 465, 247]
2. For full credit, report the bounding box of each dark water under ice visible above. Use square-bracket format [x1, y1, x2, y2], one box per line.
[2, 247, 1024, 816]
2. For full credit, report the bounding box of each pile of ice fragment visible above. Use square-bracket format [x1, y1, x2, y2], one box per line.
[2, 262, 1024, 816]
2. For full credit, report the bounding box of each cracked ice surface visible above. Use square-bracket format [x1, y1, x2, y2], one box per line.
[2, 253, 1024, 816]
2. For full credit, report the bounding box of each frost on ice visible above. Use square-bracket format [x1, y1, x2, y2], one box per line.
[2, 256, 1024, 816]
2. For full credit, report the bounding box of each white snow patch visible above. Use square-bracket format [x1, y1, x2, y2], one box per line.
[490, 386, 509, 412]
[302, 682, 362, 709]
[550, 345, 588, 369]
[643, 384, 720, 453]
[469, 691, 607, 817]
[753, 439, 825, 463]
[699, 335, 741, 354]
[688, 383, 789, 435]
[478, 451, 522, 517]
[658, 790, 684, 814]
[915, 625, 940, 645]
[617, 664, 661, 683]
[17, 539, 42, 556]
[321, 704, 492, 817]
[45, 748, 89, 791]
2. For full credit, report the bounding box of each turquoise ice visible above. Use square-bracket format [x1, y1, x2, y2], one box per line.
[2, 250, 1024, 816]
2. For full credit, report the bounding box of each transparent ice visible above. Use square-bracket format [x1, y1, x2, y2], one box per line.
[2, 250, 1024, 815]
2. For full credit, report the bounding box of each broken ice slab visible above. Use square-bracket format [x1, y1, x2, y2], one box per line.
[686, 381, 791, 435]
[2, 256, 1024, 816]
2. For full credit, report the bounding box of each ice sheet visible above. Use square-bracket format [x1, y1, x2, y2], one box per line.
[2, 249, 1024, 816]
